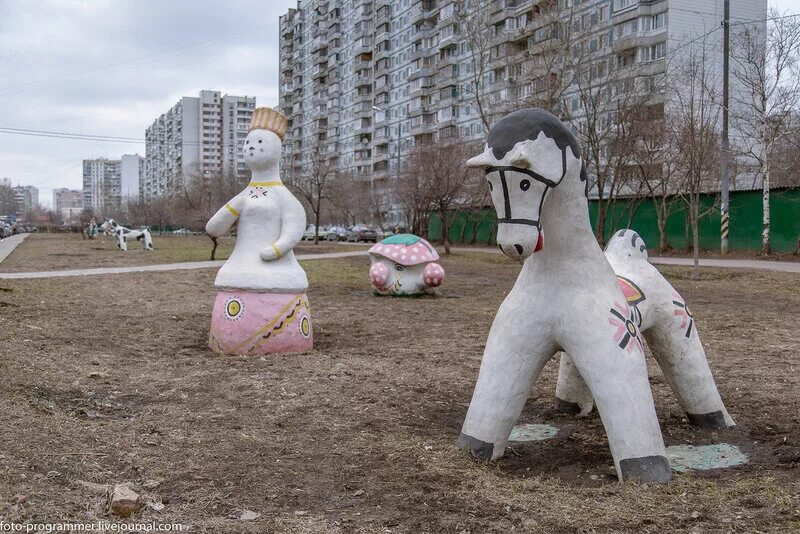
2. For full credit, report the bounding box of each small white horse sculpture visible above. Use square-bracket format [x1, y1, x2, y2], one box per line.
[460, 108, 694, 483]
[555, 229, 734, 429]
[101, 219, 153, 251]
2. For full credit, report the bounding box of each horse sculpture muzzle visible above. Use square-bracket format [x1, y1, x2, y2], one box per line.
[497, 223, 543, 260]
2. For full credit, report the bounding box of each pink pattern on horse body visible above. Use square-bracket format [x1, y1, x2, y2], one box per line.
[608, 300, 643, 354]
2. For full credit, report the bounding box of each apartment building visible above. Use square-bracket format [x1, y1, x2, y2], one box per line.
[53, 188, 83, 223]
[83, 158, 121, 212]
[279, 0, 766, 217]
[143, 90, 256, 200]
[13, 185, 39, 216]
[120, 154, 144, 201]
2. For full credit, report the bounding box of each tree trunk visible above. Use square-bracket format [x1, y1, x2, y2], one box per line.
[761, 163, 770, 255]
[691, 193, 700, 280]
[441, 208, 451, 255]
[314, 199, 321, 246]
[208, 234, 218, 261]
[657, 207, 668, 253]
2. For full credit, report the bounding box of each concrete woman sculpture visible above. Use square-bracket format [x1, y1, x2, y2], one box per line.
[368, 234, 445, 296]
[459, 108, 679, 483]
[555, 229, 734, 430]
[205, 107, 312, 355]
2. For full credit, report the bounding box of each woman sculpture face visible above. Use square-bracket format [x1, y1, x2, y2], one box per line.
[243, 129, 282, 171]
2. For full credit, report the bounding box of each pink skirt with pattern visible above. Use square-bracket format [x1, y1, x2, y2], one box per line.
[209, 291, 313, 355]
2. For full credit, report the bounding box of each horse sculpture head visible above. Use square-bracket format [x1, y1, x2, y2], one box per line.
[467, 108, 585, 260]
[100, 219, 115, 235]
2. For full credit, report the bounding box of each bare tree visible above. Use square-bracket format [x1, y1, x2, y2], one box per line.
[454, 0, 494, 131]
[516, 0, 577, 114]
[730, 9, 800, 254]
[456, 0, 576, 131]
[668, 43, 722, 278]
[0, 178, 15, 215]
[403, 138, 482, 254]
[290, 147, 336, 244]
[629, 103, 680, 252]
[178, 170, 242, 258]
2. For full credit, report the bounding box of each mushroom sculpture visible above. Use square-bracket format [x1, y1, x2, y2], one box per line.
[368, 234, 445, 296]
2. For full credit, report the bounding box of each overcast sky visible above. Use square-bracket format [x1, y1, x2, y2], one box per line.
[0, 0, 797, 207]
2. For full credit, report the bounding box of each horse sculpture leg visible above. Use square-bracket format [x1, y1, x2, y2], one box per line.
[563, 312, 671, 483]
[117, 232, 127, 251]
[458, 292, 556, 461]
[643, 301, 734, 428]
[142, 230, 154, 250]
[554, 353, 593, 415]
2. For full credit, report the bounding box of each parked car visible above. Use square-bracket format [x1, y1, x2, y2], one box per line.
[172, 228, 190, 235]
[346, 225, 378, 243]
[326, 226, 348, 241]
[302, 225, 329, 241]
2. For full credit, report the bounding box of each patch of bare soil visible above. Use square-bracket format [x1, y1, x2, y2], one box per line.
[0, 253, 797, 532]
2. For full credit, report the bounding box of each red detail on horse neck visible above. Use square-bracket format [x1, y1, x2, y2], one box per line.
[534, 233, 544, 252]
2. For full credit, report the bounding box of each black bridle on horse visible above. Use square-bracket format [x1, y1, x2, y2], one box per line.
[484, 149, 568, 228]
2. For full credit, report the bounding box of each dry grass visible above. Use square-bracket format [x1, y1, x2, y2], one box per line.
[0, 233, 368, 273]
[0, 243, 797, 532]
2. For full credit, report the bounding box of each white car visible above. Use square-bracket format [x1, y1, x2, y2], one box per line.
[302, 225, 329, 241]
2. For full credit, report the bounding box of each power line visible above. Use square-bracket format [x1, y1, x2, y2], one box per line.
[0, 127, 142, 142]
[0, 127, 250, 148]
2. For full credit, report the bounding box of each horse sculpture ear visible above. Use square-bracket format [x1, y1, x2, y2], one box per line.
[466, 149, 493, 169]
[509, 152, 531, 169]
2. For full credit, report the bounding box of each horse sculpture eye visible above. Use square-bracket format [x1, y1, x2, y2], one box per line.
[395, 265, 404, 271]
[520, 179, 531, 191]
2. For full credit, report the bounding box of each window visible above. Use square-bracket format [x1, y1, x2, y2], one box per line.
[615, 18, 638, 39]
[440, 3, 454, 19]
[615, 0, 637, 11]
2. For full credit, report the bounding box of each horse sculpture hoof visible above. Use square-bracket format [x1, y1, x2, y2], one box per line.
[619, 456, 671, 483]
[456, 433, 495, 461]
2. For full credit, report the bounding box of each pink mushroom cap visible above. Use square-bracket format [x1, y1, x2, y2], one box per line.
[368, 234, 440, 266]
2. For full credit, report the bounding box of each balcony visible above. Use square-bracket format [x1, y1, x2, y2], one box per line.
[355, 92, 373, 105]
[410, 122, 435, 135]
[409, 66, 433, 81]
[353, 38, 374, 56]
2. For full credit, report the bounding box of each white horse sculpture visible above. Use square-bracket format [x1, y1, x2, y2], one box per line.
[458, 108, 726, 483]
[101, 219, 153, 251]
[555, 229, 734, 429]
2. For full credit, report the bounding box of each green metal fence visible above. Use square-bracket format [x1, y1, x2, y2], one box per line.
[428, 188, 800, 253]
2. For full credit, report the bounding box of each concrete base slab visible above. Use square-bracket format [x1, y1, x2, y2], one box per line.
[666, 443, 748, 472]
[508, 423, 559, 442]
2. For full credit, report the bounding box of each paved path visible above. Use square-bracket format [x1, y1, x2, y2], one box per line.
[0, 233, 29, 264]
[0, 250, 369, 280]
[1, 242, 798, 280]
[647, 256, 800, 273]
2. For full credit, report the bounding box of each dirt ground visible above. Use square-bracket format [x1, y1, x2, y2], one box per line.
[0, 236, 798, 532]
[0, 234, 368, 272]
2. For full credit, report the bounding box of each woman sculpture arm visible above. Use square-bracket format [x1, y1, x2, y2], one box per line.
[259, 191, 306, 261]
[206, 194, 244, 237]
